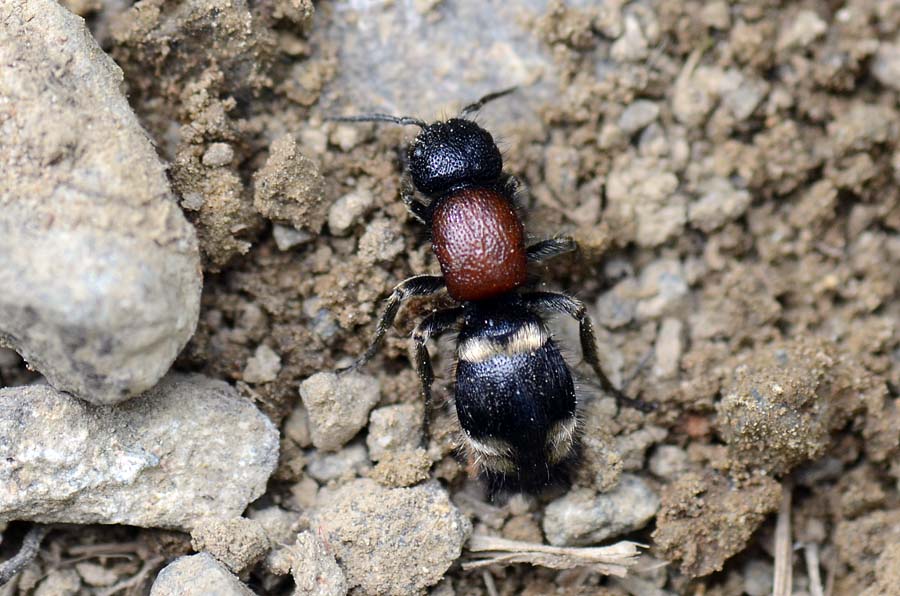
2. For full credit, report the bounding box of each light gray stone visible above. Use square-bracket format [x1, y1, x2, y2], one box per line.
[327, 189, 374, 236]
[150, 554, 255, 596]
[366, 404, 423, 461]
[543, 475, 660, 546]
[0, 0, 202, 405]
[243, 344, 282, 384]
[0, 374, 278, 531]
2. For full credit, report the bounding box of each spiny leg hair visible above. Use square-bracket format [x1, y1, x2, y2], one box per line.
[337, 274, 445, 374]
[521, 291, 655, 412]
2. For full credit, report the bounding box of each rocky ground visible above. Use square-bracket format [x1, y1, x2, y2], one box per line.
[1, 0, 898, 594]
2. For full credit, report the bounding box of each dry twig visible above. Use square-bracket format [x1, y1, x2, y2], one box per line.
[773, 482, 793, 596]
[0, 525, 49, 587]
[804, 542, 825, 596]
[464, 535, 643, 577]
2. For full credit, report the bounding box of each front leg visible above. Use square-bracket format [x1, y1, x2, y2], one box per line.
[409, 307, 463, 437]
[521, 291, 654, 412]
[338, 274, 445, 373]
[401, 177, 430, 224]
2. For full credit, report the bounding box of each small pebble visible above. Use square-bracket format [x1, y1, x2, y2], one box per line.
[328, 188, 374, 236]
[150, 553, 254, 596]
[190, 517, 270, 574]
[243, 344, 282, 384]
[366, 404, 424, 461]
[654, 317, 684, 379]
[357, 218, 405, 264]
[201, 142, 234, 167]
[272, 224, 313, 251]
[306, 442, 370, 483]
[283, 404, 312, 448]
[648, 445, 689, 480]
[35, 569, 81, 596]
[300, 371, 380, 451]
[618, 100, 660, 135]
[873, 43, 900, 91]
[776, 10, 826, 51]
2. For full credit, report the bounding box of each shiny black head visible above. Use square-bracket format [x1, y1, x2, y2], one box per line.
[408, 119, 503, 197]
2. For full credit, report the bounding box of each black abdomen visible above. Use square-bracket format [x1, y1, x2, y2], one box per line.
[455, 316, 579, 494]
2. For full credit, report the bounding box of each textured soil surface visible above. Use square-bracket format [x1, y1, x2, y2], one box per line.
[1, 0, 899, 595]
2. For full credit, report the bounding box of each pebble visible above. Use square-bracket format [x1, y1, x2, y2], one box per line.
[190, 517, 271, 574]
[312, 479, 470, 594]
[253, 134, 327, 232]
[306, 443, 370, 483]
[272, 224, 314, 251]
[328, 188, 375, 236]
[0, 374, 279, 531]
[300, 371, 381, 451]
[595, 279, 639, 329]
[243, 344, 282, 384]
[357, 218, 405, 264]
[283, 404, 312, 448]
[648, 445, 690, 480]
[542, 475, 660, 546]
[634, 260, 689, 321]
[366, 404, 424, 461]
[776, 10, 827, 51]
[290, 531, 348, 596]
[0, 0, 201, 404]
[202, 142, 235, 167]
[618, 100, 660, 136]
[605, 157, 685, 247]
[150, 553, 254, 596]
[688, 177, 752, 233]
[654, 317, 684, 379]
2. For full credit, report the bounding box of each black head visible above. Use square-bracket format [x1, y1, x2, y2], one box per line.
[408, 119, 503, 197]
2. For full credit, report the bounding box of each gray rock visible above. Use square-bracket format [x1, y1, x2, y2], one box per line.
[312, 479, 470, 595]
[366, 404, 424, 461]
[191, 517, 271, 574]
[543, 475, 660, 546]
[357, 218, 405, 265]
[0, 0, 201, 405]
[300, 372, 380, 451]
[290, 531, 348, 596]
[776, 10, 826, 51]
[150, 554, 255, 596]
[634, 260, 689, 321]
[328, 189, 375, 236]
[0, 374, 278, 530]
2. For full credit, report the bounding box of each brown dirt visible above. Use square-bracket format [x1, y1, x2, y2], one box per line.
[6, 0, 900, 594]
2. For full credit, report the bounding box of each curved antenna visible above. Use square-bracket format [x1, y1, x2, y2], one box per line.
[459, 86, 517, 118]
[326, 113, 427, 128]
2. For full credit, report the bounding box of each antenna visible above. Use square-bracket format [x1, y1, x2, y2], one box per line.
[459, 86, 517, 118]
[326, 113, 427, 128]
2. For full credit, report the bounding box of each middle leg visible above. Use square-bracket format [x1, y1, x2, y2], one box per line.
[338, 274, 445, 373]
[526, 236, 576, 264]
[409, 307, 463, 437]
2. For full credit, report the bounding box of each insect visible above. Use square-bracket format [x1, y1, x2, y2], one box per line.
[332, 90, 649, 494]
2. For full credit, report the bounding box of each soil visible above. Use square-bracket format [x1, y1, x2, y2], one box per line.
[2, 0, 899, 595]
